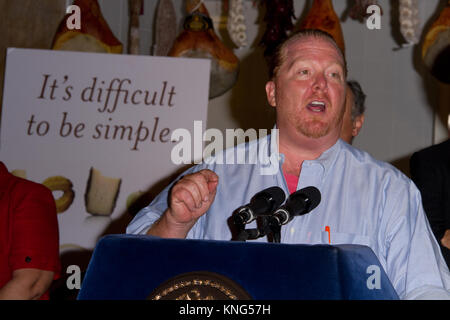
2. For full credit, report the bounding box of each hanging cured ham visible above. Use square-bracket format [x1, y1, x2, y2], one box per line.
[422, 1, 450, 84]
[52, 0, 122, 53]
[298, 0, 345, 55]
[168, 0, 239, 99]
[260, 0, 296, 59]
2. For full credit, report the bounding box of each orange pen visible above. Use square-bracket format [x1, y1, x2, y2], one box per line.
[325, 226, 331, 244]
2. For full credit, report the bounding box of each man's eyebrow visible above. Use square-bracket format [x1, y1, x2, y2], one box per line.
[286, 59, 344, 71]
[326, 63, 345, 71]
[286, 59, 312, 71]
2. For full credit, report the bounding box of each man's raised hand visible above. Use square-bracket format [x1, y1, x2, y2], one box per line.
[147, 169, 219, 238]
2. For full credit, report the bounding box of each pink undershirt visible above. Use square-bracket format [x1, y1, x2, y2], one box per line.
[283, 171, 299, 194]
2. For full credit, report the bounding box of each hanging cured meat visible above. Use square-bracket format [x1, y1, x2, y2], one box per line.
[298, 0, 345, 55]
[399, 0, 420, 46]
[153, 0, 177, 56]
[52, 0, 122, 53]
[128, 0, 142, 55]
[169, 0, 239, 99]
[227, 0, 248, 48]
[422, 1, 450, 83]
[347, 0, 381, 22]
[260, 0, 295, 59]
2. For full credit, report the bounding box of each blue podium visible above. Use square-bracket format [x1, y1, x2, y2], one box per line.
[77, 234, 399, 300]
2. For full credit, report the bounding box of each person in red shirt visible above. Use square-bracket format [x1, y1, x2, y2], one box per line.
[0, 161, 60, 299]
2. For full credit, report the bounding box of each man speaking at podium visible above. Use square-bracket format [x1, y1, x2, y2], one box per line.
[127, 30, 450, 299]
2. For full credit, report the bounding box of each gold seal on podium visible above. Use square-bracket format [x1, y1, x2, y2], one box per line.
[148, 271, 252, 300]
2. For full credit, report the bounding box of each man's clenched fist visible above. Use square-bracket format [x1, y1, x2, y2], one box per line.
[147, 169, 219, 238]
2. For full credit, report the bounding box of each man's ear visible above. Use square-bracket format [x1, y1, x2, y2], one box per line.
[352, 114, 365, 137]
[265, 81, 276, 107]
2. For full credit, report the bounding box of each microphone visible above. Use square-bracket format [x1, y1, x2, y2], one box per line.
[233, 186, 286, 225]
[270, 186, 321, 226]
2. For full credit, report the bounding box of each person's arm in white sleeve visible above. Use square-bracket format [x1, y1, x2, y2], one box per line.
[126, 168, 218, 239]
[383, 181, 450, 299]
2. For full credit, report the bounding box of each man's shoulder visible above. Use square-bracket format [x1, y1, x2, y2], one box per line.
[340, 141, 388, 169]
[10, 176, 54, 201]
[0, 164, 50, 197]
[340, 141, 411, 183]
[411, 139, 450, 163]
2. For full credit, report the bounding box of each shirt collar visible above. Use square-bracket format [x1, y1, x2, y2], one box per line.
[303, 138, 342, 179]
[267, 124, 279, 160]
[270, 128, 342, 179]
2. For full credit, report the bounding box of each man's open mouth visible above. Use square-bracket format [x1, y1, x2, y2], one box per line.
[307, 100, 326, 112]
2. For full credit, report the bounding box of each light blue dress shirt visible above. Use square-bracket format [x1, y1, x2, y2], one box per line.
[127, 134, 450, 299]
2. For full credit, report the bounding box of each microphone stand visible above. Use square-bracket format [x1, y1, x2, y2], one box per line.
[235, 228, 260, 241]
[233, 216, 256, 241]
[233, 215, 280, 242]
[267, 216, 281, 243]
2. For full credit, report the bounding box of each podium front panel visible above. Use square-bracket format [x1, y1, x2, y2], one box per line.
[78, 234, 399, 300]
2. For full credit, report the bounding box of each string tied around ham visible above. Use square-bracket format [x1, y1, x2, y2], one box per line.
[189, 0, 204, 14]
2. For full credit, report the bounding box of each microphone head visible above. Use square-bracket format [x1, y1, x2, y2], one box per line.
[234, 186, 286, 225]
[270, 186, 321, 227]
[250, 186, 286, 215]
[284, 186, 321, 217]
[259, 186, 286, 207]
[299, 186, 321, 211]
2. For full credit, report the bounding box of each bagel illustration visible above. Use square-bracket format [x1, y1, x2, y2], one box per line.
[42, 176, 75, 213]
[11, 169, 26, 179]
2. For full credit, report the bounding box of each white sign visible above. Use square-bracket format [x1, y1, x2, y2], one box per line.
[0, 48, 210, 250]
